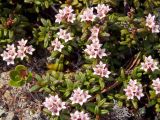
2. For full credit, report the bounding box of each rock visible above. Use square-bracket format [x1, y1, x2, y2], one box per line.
[3, 90, 12, 101]
[6, 112, 14, 120]
[0, 107, 5, 117]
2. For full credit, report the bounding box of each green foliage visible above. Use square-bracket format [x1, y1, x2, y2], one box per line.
[9, 65, 32, 87]
[0, 0, 160, 119]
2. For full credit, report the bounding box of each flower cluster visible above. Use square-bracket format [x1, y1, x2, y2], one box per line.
[50, 28, 73, 52]
[95, 4, 112, 19]
[70, 111, 90, 120]
[69, 88, 91, 106]
[80, 4, 111, 22]
[1, 39, 35, 65]
[55, 6, 76, 24]
[43, 95, 66, 116]
[124, 79, 144, 100]
[141, 56, 158, 72]
[145, 14, 160, 33]
[57, 29, 72, 42]
[84, 26, 107, 59]
[93, 61, 111, 78]
[152, 78, 160, 94]
[51, 38, 64, 52]
[80, 8, 96, 22]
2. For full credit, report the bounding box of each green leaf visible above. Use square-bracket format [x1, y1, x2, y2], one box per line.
[149, 90, 156, 99]
[132, 100, 138, 109]
[90, 86, 100, 93]
[100, 109, 109, 115]
[99, 78, 105, 89]
[86, 103, 96, 113]
[9, 79, 25, 87]
[44, 1, 49, 8]
[94, 106, 100, 114]
[15, 65, 27, 71]
[29, 85, 40, 92]
[9, 70, 18, 80]
[134, 0, 140, 9]
[98, 99, 106, 107]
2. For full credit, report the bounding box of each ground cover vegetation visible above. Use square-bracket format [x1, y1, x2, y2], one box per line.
[0, 0, 160, 119]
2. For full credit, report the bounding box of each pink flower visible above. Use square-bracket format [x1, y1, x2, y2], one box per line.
[84, 42, 107, 59]
[146, 14, 155, 28]
[1, 39, 35, 65]
[57, 29, 72, 42]
[141, 56, 158, 72]
[26, 45, 35, 55]
[70, 111, 90, 120]
[57, 29, 67, 39]
[80, 8, 96, 22]
[67, 13, 76, 23]
[69, 88, 91, 106]
[6, 44, 16, 51]
[63, 6, 74, 14]
[97, 48, 107, 59]
[17, 50, 27, 60]
[95, 4, 111, 19]
[124, 79, 144, 100]
[124, 86, 134, 100]
[43, 95, 66, 116]
[51, 38, 64, 52]
[135, 90, 144, 100]
[55, 14, 63, 24]
[64, 33, 72, 42]
[152, 78, 160, 94]
[17, 45, 27, 53]
[1, 51, 9, 61]
[5, 56, 15, 65]
[1, 45, 17, 65]
[93, 61, 111, 78]
[152, 25, 160, 33]
[128, 79, 137, 86]
[55, 6, 76, 24]
[88, 35, 99, 43]
[90, 26, 100, 37]
[18, 39, 28, 46]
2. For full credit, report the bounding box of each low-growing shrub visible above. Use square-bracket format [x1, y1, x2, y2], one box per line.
[0, 0, 160, 119]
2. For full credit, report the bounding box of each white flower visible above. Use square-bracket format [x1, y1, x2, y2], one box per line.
[152, 78, 160, 94]
[70, 111, 90, 120]
[6, 44, 16, 51]
[51, 38, 64, 52]
[55, 6, 76, 24]
[124, 86, 134, 100]
[55, 14, 63, 24]
[146, 14, 155, 28]
[124, 79, 144, 100]
[141, 56, 158, 72]
[57, 29, 72, 42]
[67, 13, 76, 23]
[64, 33, 72, 42]
[26, 45, 35, 55]
[43, 95, 66, 116]
[95, 4, 111, 19]
[80, 8, 96, 22]
[97, 48, 107, 59]
[90, 26, 100, 37]
[57, 29, 67, 40]
[18, 39, 28, 46]
[93, 61, 111, 78]
[63, 6, 74, 14]
[17, 50, 27, 60]
[69, 88, 91, 106]
[6, 56, 15, 65]
[152, 25, 160, 33]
